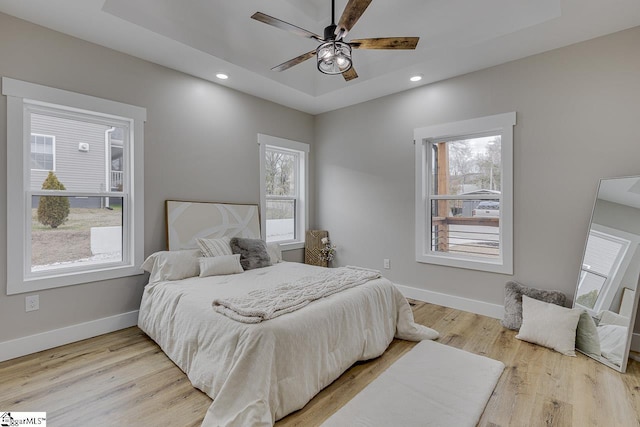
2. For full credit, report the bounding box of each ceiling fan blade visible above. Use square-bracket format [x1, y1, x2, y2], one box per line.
[272, 50, 317, 72]
[336, 0, 373, 40]
[342, 67, 358, 81]
[350, 37, 420, 50]
[251, 12, 323, 41]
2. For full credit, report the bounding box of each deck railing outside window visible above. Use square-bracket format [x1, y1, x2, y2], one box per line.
[111, 170, 123, 191]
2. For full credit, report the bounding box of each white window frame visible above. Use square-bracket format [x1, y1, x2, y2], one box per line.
[414, 112, 515, 274]
[258, 134, 309, 250]
[3, 77, 146, 295]
[578, 225, 638, 316]
[30, 133, 56, 172]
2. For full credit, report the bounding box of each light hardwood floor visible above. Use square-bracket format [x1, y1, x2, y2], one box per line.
[1, 301, 639, 426]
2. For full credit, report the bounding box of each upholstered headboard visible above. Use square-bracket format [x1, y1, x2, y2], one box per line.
[165, 200, 261, 250]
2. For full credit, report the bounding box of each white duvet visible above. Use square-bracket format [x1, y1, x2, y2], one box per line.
[138, 262, 438, 426]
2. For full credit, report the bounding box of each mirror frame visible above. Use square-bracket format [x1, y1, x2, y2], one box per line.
[574, 176, 640, 373]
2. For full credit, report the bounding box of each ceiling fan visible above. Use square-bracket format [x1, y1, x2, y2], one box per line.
[251, 0, 419, 81]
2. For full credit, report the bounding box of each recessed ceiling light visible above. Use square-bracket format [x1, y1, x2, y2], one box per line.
[216, 73, 229, 80]
[410, 75, 423, 82]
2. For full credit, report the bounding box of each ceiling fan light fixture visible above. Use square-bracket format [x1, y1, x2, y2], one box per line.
[253, 0, 418, 80]
[317, 41, 352, 75]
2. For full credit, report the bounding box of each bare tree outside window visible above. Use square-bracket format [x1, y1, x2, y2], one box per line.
[265, 149, 296, 198]
[473, 138, 501, 192]
[265, 147, 299, 241]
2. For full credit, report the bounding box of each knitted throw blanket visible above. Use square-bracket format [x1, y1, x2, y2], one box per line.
[213, 266, 381, 323]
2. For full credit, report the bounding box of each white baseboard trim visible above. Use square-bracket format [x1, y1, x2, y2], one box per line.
[0, 310, 139, 363]
[394, 284, 504, 320]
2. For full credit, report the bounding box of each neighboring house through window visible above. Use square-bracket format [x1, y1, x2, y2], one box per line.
[414, 112, 515, 274]
[3, 77, 146, 294]
[258, 134, 308, 249]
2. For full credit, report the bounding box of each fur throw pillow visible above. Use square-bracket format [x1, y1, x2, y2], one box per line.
[230, 237, 271, 270]
[502, 281, 567, 330]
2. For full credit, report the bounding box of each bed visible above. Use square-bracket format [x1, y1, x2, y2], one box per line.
[138, 201, 438, 426]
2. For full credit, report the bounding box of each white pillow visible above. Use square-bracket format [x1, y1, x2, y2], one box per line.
[266, 242, 282, 264]
[199, 254, 244, 277]
[516, 295, 582, 356]
[141, 249, 201, 283]
[197, 236, 233, 257]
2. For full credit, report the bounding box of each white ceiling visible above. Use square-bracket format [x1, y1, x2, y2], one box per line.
[1, 0, 640, 114]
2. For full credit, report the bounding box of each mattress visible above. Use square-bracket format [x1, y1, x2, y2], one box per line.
[138, 261, 438, 426]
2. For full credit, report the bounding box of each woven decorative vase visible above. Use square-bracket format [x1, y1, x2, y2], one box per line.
[305, 230, 329, 267]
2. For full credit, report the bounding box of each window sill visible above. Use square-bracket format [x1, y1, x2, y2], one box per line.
[279, 241, 305, 251]
[8, 265, 145, 295]
[416, 253, 513, 275]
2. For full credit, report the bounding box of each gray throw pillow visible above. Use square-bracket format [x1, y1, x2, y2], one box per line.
[501, 281, 567, 330]
[230, 237, 271, 270]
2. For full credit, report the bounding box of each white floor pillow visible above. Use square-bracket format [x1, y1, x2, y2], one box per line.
[516, 295, 582, 356]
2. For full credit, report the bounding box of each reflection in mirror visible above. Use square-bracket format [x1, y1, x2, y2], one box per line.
[574, 176, 640, 372]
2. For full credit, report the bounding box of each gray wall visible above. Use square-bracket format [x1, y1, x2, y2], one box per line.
[0, 12, 313, 342]
[314, 27, 640, 313]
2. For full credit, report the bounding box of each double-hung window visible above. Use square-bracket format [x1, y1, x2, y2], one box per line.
[3, 78, 146, 294]
[258, 134, 308, 249]
[576, 228, 630, 314]
[414, 112, 515, 274]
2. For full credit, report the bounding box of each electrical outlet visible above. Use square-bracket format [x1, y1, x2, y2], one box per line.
[25, 295, 39, 312]
[383, 259, 390, 269]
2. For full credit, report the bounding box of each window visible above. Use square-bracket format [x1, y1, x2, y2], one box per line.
[576, 229, 629, 313]
[3, 77, 146, 294]
[414, 112, 515, 274]
[31, 134, 55, 171]
[258, 134, 308, 249]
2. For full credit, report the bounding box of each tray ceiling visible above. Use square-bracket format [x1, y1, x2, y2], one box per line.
[0, 0, 639, 114]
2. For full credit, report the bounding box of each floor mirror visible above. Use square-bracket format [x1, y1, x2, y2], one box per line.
[573, 176, 640, 372]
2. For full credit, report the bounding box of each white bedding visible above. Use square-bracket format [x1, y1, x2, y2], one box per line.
[138, 262, 438, 426]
